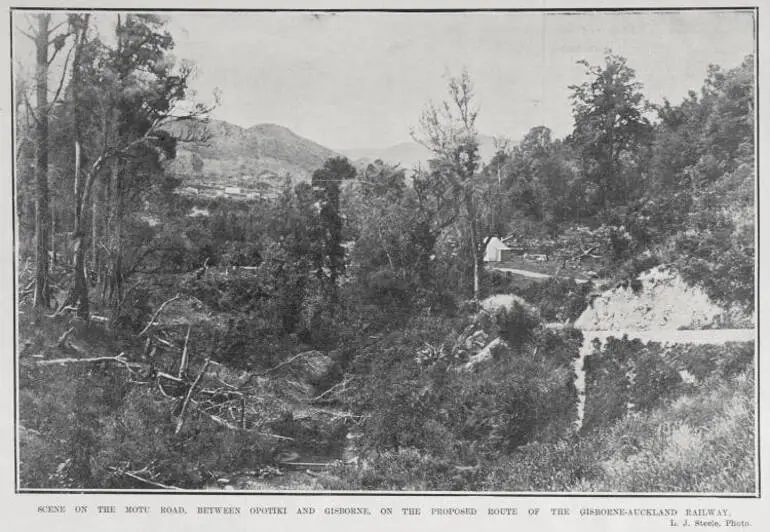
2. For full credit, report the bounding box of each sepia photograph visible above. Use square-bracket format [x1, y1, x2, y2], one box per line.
[11, 6, 757, 495]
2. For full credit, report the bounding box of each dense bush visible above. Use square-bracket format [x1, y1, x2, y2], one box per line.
[19, 362, 272, 489]
[112, 285, 154, 333]
[350, 316, 458, 455]
[350, 316, 579, 463]
[481, 436, 610, 491]
[602, 253, 662, 291]
[208, 316, 283, 369]
[478, 370, 754, 493]
[95, 387, 271, 488]
[495, 302, 540, 348]
[18, 363, 130, 488]
[338, 342, 755, 494]
[592, 371, 755, 492]
[324, 448, 487, 491]
[667, 341, 754, 382]
[449, 354, 577, 454]
[583, 337, 683, 432]
[670, 212, 754, 312]
[488, 275, 593, 322]
[630, 347, 685, 412]
[182, 274, 271, 314]
[582, 339, 632, 432]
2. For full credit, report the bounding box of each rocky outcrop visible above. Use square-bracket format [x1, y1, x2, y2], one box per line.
[443, 294, 539, 372]
[480, 294, 539, 318]
[463, 337, 509, 371]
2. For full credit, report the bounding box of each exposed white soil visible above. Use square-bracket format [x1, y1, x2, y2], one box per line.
[480, 293, 538, 315]
[575, 266, 724, 331]
[572, 266, 755, 428]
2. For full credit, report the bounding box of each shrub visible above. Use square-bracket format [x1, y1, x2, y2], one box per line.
[450, 338, 579, 454]
[113, 285, 154, 333]
[610, 253, 662, 292]
[481, 436, 610, 491]
[485, 269, 538, 296]
[595, 371, 755, 492]
[630, 345, 685, 412]
[209, 316, 281, 369]
[669, 211, 754, 312]
[94, 387, 272, 489]
[495, 302, 539, 348]
[582, 338, 633, 432]
[350, 315, 579, 462]
[357, 356, 451, 455]
[583, 337, 683, 432]
[502, 277, 593, 322]
[18, 358, 273, 489]
[325, 448, 485, 491]
[481, 370, 755, 493]
[19, 363, 133, 488]
[667, 342, 754, 382]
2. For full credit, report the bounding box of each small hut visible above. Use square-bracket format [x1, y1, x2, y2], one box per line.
[484, 237, 511, 262]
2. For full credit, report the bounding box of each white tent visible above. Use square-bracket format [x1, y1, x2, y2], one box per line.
[484, 237, 510, 262]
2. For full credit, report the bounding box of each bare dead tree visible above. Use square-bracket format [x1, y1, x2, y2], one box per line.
[19, 13, 76, 308]
[32, 14, 51, 308]
[412, 70, 486, 299]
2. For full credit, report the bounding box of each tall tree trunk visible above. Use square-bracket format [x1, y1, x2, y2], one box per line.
[105, 12, 125, 318]
[33, 14, 50, 308]
[606, 120, 614, 212]
[465, 193, 482, 301]
[107, 158, 124, 312]
[66, 15, 93, 320]
[50, 205, 56, 266]
[470, 223, 480, 300]
[68, 143, 90, 321]
[91, 188, 97, 283]
[71, 222, 89, 320]
[68, 153, 107, 320]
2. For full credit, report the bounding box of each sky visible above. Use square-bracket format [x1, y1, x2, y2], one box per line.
[13, 10, 755, 151]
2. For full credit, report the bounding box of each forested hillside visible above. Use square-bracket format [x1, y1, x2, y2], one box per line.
[15, 12, 755, 493]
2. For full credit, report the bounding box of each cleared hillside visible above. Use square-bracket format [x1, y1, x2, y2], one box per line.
[165, 119, 342, 185]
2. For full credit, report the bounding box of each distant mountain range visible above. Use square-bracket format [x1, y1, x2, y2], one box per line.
[165, 118, 500, 187]
[340, 134, 499, 170]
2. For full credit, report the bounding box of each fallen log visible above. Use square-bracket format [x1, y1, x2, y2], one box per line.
[178, 325, 192, 378]
[36, 354, 144, 369]
[157, 371, 185, 383]
[280, 461, 334, 470]
[56, 327, 75, 348]
[156, 371, 188, 398]
[175, 359, 210, 435]
[109, 467, 182, 491]
[200, 411, 295, 441]
[153, 336, 181, 351]
[47, 305, 77, 318]
[239, 350, 326, 388]
[310, 377, 353, 403]
[204, 412, 242, 431]
[138, 294, 181, 337]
